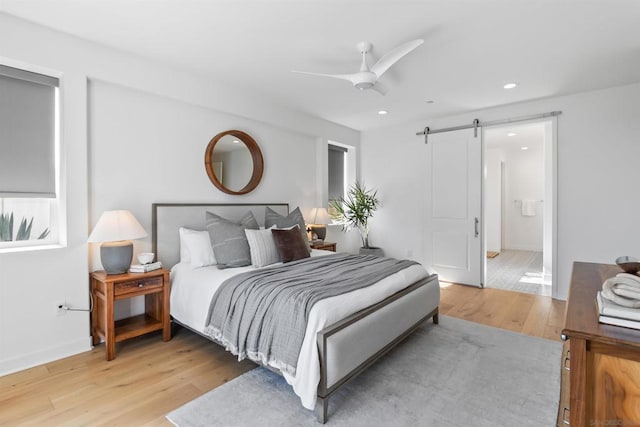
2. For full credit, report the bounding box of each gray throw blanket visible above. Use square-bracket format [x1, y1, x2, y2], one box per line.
[203, 253, 419, 375]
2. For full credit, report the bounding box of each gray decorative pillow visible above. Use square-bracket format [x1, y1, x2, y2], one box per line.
[206, 211, 259, 269]
[265, 206, 310, 252]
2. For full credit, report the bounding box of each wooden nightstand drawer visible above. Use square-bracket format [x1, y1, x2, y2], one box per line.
[115, 276, 163, 296]
[310, 241, 336, 252]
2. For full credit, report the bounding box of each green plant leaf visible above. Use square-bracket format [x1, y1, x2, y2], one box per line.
[328, 181, 379, 248]
[37, 228, 50, 240]
[16, 217, 34, 240]
[0, 213, 14, 241]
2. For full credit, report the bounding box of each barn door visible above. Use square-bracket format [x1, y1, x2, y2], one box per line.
[424, 128, 482, 287]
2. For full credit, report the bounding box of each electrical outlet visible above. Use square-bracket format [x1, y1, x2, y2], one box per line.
[55, 301, 67, 316]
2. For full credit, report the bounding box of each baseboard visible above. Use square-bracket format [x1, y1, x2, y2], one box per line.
[0, 336, 92, 377]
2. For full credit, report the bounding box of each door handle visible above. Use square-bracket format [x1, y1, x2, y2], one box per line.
[474, 217, 479, 238]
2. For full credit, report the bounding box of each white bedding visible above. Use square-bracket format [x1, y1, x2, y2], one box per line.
[170, 250, 429, 410]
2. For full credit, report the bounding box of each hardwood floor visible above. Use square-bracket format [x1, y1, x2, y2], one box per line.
[440, 282, 566, 341]
[0, 285, 565, 426]
[0, 327, 255, 426]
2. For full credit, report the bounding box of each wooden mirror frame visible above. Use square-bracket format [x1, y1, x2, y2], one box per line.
[204, 130, 264, 195]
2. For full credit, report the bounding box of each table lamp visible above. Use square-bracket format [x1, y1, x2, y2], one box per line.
[88, 210, 148, 274]
[309, 207, 330, 242]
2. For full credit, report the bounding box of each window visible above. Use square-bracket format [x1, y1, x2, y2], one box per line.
[328, 144, 347, 202]
[0, 64, 60, 249]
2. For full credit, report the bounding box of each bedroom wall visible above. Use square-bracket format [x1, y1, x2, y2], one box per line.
[88, 81, 335, 318]
[0, 13, 359, 376]
[485, 148, 504, 253]
[361, 81, 640, 299]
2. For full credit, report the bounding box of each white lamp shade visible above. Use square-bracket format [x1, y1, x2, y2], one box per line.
[87, 210, 148, 243]
[312, 207, 330, 225]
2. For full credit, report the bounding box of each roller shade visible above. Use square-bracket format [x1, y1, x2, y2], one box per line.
[328, 144, 347, 201]
[0, 64, 58, 198]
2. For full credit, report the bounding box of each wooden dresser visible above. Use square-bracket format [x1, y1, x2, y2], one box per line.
[560, 262, 640, 426]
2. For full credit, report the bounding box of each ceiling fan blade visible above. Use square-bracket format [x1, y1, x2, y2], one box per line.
[370, 39, 424, 78]
[291, 70, 359, 83]
[371, 81, 387, 96]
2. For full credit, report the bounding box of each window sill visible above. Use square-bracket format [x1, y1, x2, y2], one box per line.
[0, 242, 65, 254]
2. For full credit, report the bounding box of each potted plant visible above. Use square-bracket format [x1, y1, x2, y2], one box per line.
[329, 181, 384, 256]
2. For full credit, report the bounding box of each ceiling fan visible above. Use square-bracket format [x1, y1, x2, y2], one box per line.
[292, 39, 423, 95]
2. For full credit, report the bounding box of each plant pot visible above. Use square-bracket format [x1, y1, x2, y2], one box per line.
[359, 246, 384, 257]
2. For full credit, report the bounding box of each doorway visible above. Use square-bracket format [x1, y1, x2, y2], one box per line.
[483, 120, 554, 296]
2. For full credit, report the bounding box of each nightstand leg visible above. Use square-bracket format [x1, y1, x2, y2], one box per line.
[163, 325, 171, 341]
[162, 270, 171, 342]
[105, 281, 116, 361]
[106, 340, 115, 361]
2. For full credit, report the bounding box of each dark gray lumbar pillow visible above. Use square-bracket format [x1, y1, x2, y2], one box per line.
[206, 211, 259, 269]
[264, 206, 310, 251]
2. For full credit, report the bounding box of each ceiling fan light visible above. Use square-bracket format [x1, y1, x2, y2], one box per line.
[355, 81, 374, 90]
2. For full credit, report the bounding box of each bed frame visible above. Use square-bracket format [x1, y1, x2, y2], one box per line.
[152, 203, 440, 423]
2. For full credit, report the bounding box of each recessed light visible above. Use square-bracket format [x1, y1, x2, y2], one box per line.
[233, 139, 240, 144]
[378, 110, 388, 115]
[507, 132, 517, 137]
[521, 146, 529, 150]
[503, 82, 518, 89]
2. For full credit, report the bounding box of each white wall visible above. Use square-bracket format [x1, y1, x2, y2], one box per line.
[485, 148, 504, 253]
[0, 13, 359, 375]
[361, 81, 640, 299]
[88, 81, 333, 318]
[543, 122, 554, 280]
[0, 30, 90, 374]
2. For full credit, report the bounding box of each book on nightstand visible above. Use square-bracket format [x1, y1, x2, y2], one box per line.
[129, 261, 162, 273]
[596, 291, 640, 330]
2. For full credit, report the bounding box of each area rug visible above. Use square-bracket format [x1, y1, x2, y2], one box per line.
[166, 316, 561, 426]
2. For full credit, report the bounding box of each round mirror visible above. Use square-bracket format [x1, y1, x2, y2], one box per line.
[205, 130, 264, 195]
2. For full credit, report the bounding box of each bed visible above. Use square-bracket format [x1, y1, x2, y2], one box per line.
[152, 203, 440, 423]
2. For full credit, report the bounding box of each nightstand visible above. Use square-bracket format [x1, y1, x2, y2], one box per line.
[90, 268, 171, 361]
[310, 241, 337, 252]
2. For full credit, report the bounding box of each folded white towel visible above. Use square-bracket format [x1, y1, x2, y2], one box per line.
[611, 283, 640, 300]
[521, 200, 536, 216]
[617, 272, 640, 286]
[602, 277, 640, 308]
[609, 273, 640, 299]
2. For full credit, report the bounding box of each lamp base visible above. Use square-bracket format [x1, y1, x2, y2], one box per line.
[309, 225, 326, 241]
[101, 241, 133, 275]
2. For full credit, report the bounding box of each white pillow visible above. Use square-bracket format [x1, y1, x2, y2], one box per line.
[245, 227, 280, 268]
[179, 227, 216, 267]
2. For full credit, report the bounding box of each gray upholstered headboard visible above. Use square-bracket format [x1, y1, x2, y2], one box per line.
[152, 203, 289, 268]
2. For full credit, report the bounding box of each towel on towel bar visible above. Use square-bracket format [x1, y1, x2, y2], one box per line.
[521, 200, 537, 216]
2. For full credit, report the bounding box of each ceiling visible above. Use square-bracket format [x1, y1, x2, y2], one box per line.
[485, 122, 544, 153]
[2, 0, 639, 131]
